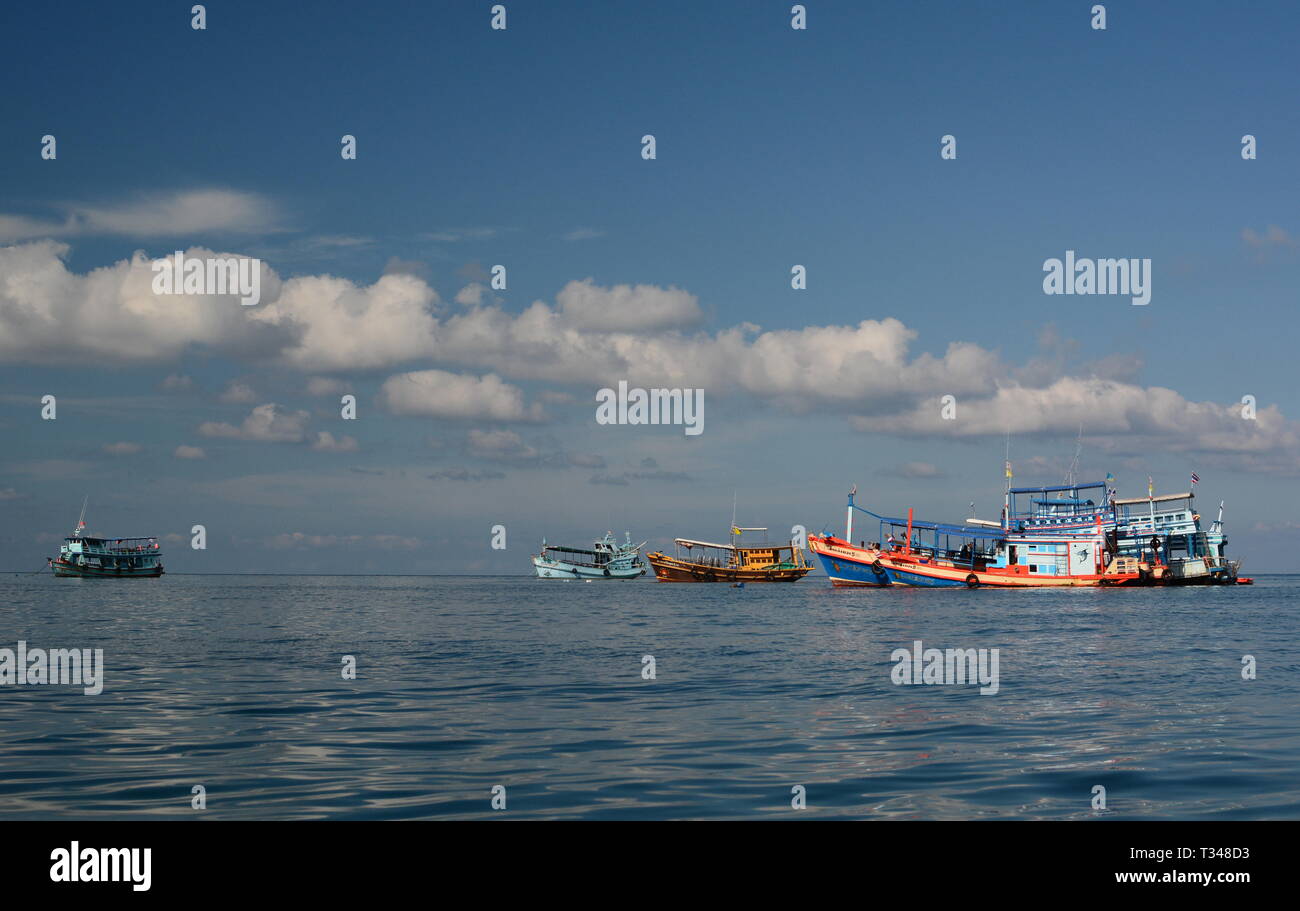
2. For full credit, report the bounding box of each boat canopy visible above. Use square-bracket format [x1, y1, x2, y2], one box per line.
[674, 538, 737, 551]
[1010, 482, 1107, 495]
[544, 544, 601, 557]
[873, 517, 1006, 540]
[851, 504, 1005, 540]
[1113, 492, 1192, 506]
[66, 536, 157, 545]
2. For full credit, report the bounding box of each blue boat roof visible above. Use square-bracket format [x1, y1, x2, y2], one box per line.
[1031, 497, 1095, 506]
[1010, 482, 1106, 494]
[873, 516, 1006, 540]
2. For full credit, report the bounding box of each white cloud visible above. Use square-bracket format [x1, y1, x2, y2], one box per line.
[198, 403, 311, 443]
[249, 271, 440, 370]
[174, 445, 207, 460]
[562, 228, 605, 241]
[219, 380, 258, 404]
[378, 370, 544, 422]
[5, 241, 1299, 474]
[0, 189, 280, 243]
[102, 441, 142, 455]
[310, 431, 359, 452]
[422, 228, 499, 243]
[306, 377, 350, 397]
[555, 277, 702, 331]
[0, 241, 284, 364]
[467, 429, 539, 461]
[852, 378, 1300, 472]
[454, 282, 488, 306]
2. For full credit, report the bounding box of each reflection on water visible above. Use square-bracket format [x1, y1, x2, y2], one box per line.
[1, 574, 1297, 819]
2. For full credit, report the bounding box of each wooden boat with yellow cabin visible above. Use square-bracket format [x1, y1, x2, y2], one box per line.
[646, 527, 812, 583]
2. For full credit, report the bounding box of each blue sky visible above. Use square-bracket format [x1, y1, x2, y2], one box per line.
[2, 0, 1299, 572]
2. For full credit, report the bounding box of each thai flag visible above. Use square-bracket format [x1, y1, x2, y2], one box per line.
[1191, 472, 1200, 485]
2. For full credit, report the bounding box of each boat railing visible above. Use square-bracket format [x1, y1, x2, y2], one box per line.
[70, 538, 161, 555]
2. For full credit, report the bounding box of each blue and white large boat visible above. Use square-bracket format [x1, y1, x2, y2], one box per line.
[532, 532, 647, 579]
[48, 501, 164, 579]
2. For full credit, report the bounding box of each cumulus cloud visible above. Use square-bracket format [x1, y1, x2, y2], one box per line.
[379, 370, 544, 422]
[0, 241, 286, 364]
[454, 283, 488, 306]
[174, 445, 207, 460]
[102, 441, 142, 455]
[249, 271, 440, 371]
[5, 240, 1299, 473]
[382, 256, 430, 279]
[310, 431, 359, 452]
[466, 429, 539, 461]
[852, 379, 1300, 472]
[198, 403, 311, 443]
[555, 277, 701, 331]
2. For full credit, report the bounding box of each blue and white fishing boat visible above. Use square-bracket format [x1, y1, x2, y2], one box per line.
[48, 500, 164, 579]
[532, 531, 647, 579]
[1111, 488, 1246, 584]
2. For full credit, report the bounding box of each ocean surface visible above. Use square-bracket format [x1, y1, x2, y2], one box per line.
[1, 572, 1297, 820]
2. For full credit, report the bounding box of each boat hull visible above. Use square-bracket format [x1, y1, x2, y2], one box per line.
[808, 536, 1143, 588]
[52, 559, 163, 578]
[809, 540, 893, 587]
[532, 556, 644, 579]
[646, 553, 811, 583]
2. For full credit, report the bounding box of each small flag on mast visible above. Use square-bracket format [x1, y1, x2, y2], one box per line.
[1148, 476, 1154, 498]
[1005, 461, 1013, 479]
[1191, 471, 1200, 485]
[731, 526, 742, 536]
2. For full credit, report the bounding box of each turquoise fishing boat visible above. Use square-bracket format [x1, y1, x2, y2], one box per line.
[48, 500, 164, 578]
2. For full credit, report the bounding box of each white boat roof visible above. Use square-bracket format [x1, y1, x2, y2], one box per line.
[1113, 492, 1193, 506]
[675, 538, 736, 550]
[674, 537, 790, 551]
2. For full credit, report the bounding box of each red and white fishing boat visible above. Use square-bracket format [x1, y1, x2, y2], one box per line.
[809, 482, 1149, 588]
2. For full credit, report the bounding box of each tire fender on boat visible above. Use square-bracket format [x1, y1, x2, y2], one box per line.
[965, 574, 980, 589]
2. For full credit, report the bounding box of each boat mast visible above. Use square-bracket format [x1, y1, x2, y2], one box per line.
[1003, 435, 1012, 530]
[846, 484, 857, 541]
[730, 490, 737, 546]
[72, 495, 87, 538]
[1064, 423, 1082, 489]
